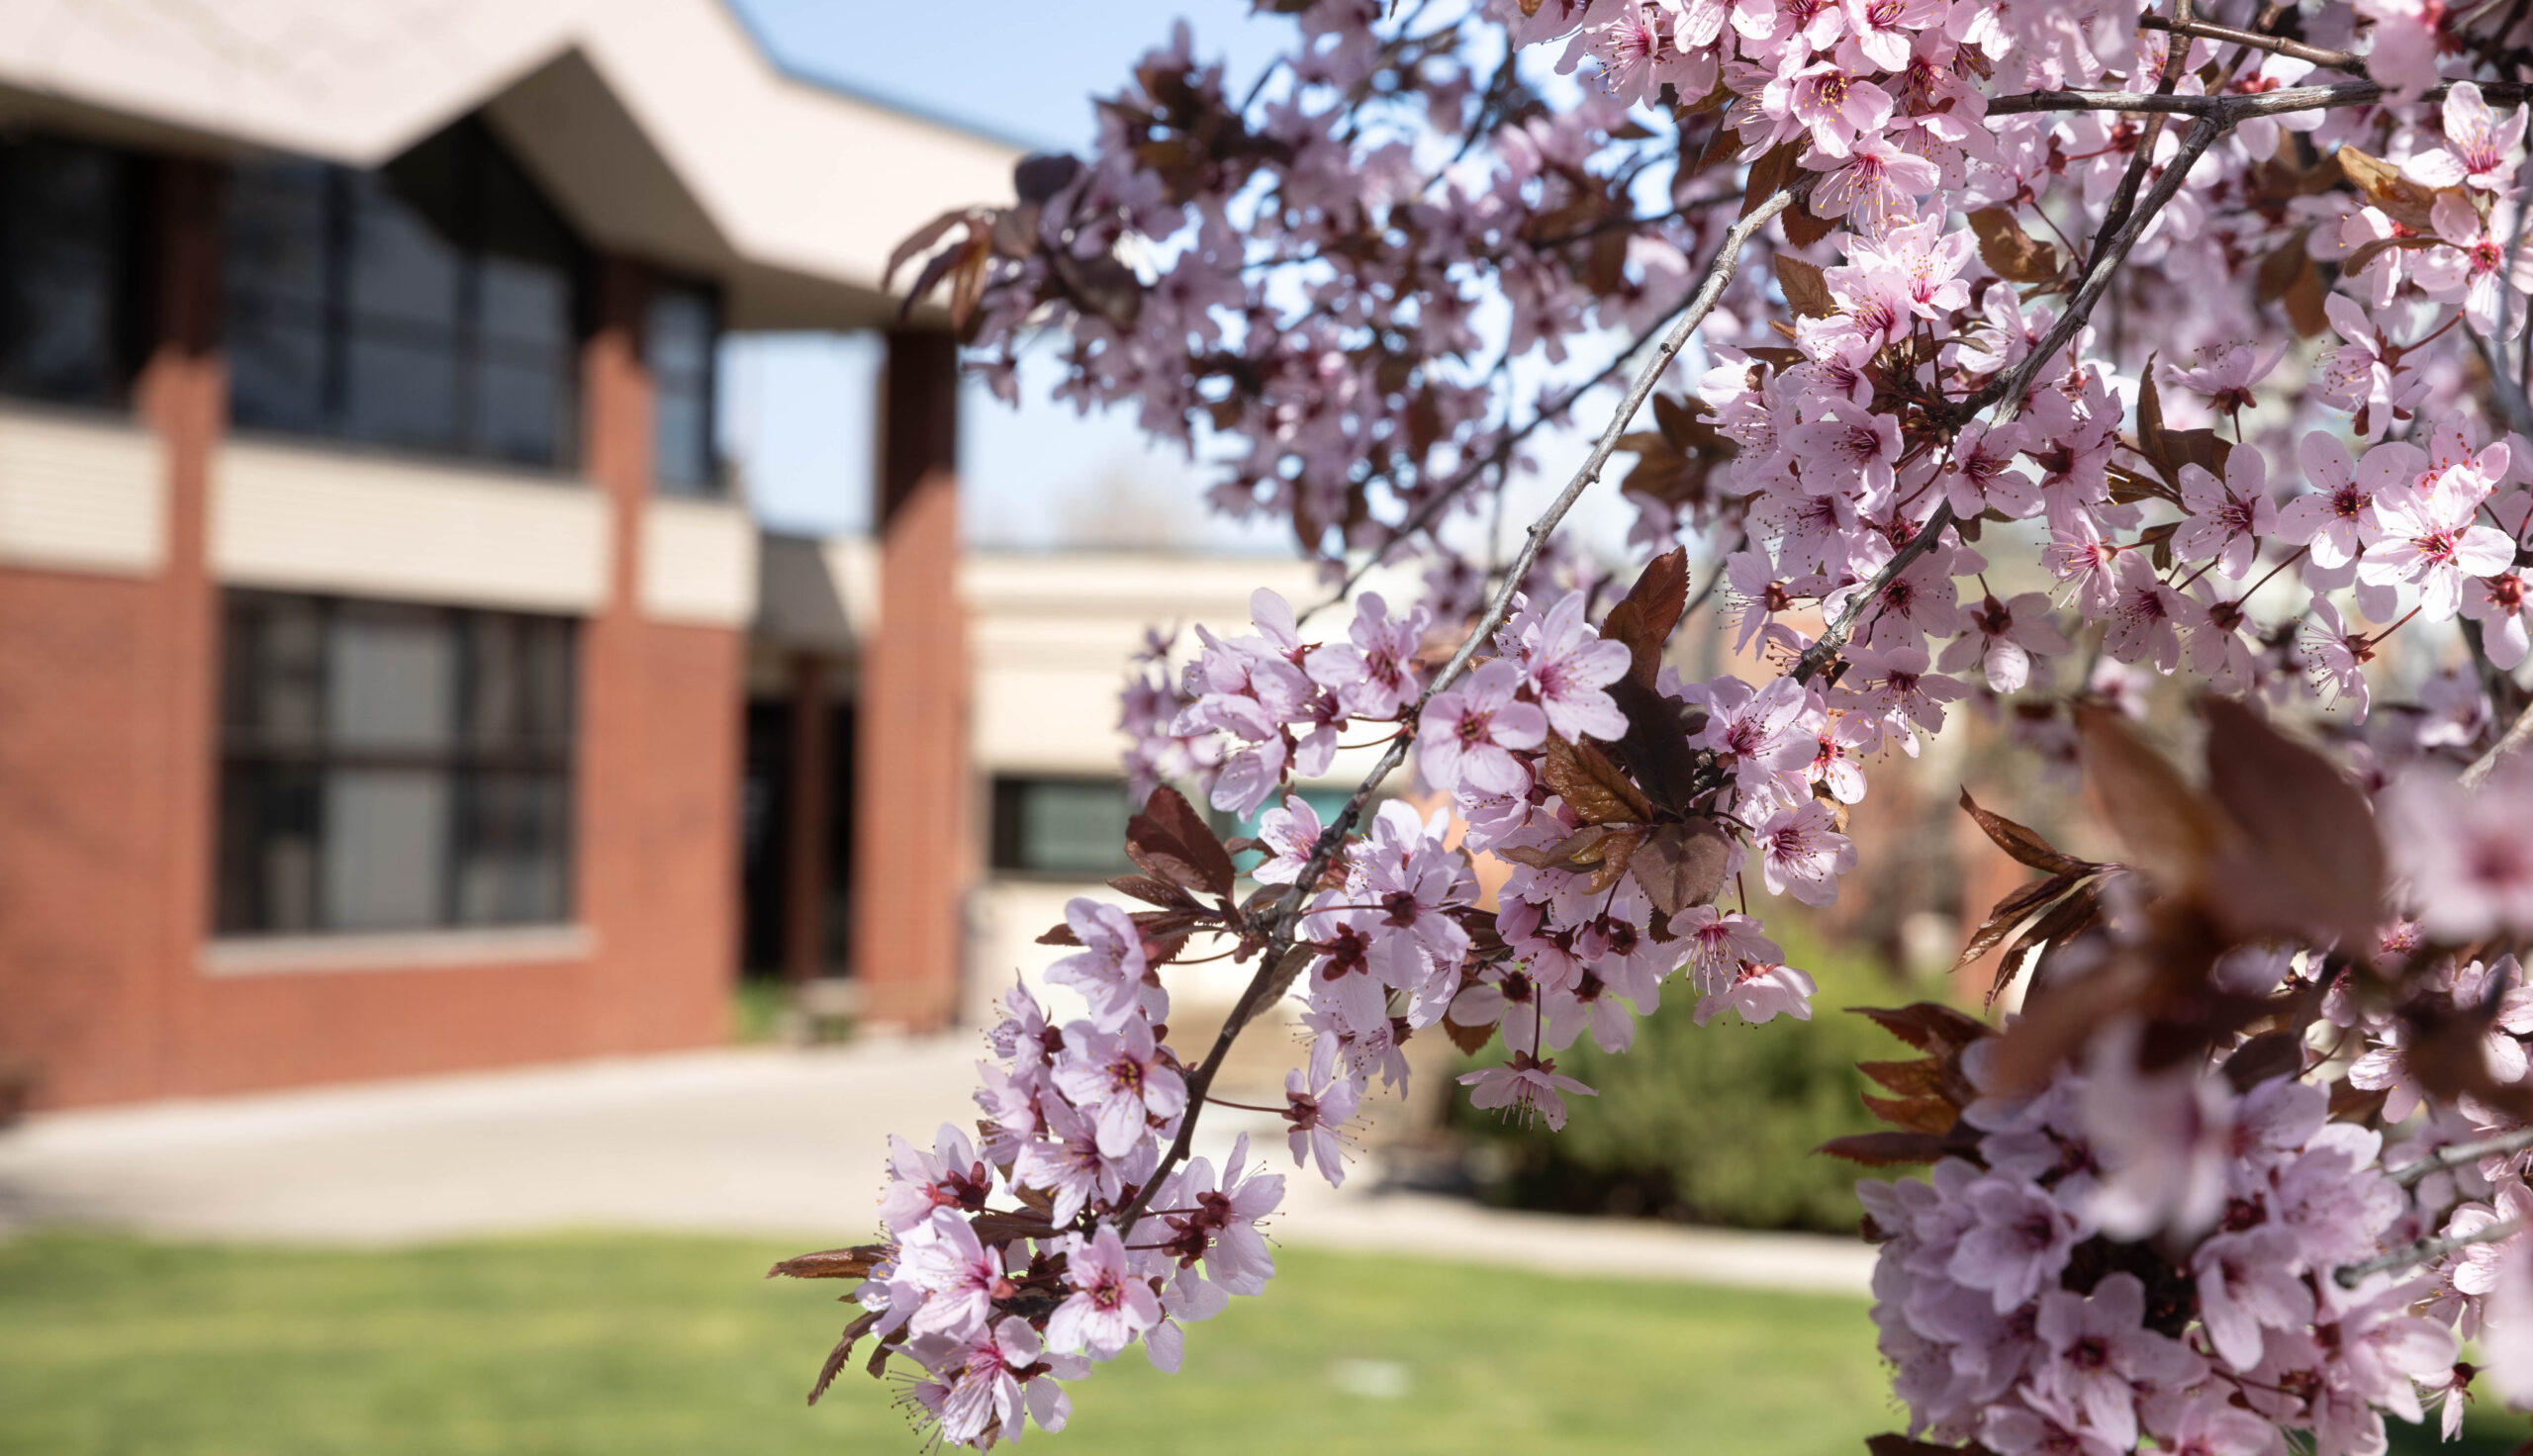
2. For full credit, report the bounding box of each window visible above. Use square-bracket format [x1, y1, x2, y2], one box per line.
[987, 778, 1368, 881]
[0, 133, 141, 406]
[989, 776, 1136, 878]
[225, 118, 581, 468]
[647, 279, 720, 495]
[217, 591, 577, 936]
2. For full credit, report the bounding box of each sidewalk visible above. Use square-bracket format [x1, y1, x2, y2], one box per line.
[0, 1042, 1873, 1297]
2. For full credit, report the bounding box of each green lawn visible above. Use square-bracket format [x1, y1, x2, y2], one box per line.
[0, 1232, 1893, 1456]
[0, 1231, 2516, 1456]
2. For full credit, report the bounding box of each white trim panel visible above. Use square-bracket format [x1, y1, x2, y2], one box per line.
[213, 441, 610, 613]
[639, 497, 756, 626]
[0, 409, 165, 577]
[201, 924, 596, 977]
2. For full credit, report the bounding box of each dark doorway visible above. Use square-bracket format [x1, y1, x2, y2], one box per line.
[739, 695, 853, 978]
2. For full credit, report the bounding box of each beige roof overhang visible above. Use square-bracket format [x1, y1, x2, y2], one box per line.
[0, 0, 1021, 329]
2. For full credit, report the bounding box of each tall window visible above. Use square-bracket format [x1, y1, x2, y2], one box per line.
[0, 134, 141, 407]
[217, 591, 577, 936]
[647, 279, 720, 495]
[225, 118, 582, 468]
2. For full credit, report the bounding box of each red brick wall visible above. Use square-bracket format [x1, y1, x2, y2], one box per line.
[0, 194, 739, 1108]
[849, 330, 970, 1031]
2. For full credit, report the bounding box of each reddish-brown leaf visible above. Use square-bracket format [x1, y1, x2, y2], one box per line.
[1741, 142, 1800, 218]
[807, 1311, 883, 1406]
[1782, 198, 1837, 249]
[1967, 208, 2061, 284]
[1955, 870, 2080, 973]
[1861, 1091, 1960, 1136]
[1852, 1002, 1991, 1056]
[1443, 1012, 1497, 1055]
[1495, 824, 1619, 870]
[2200, 696, 2387, 951]
[1598, 547, 1689, 688]
[1868, 1436, 2000, 1456]
[1957, 788, 2094, 875]
[2221, 1030, 2307, 1091]
[1606, 675, 1703, 815]
[768, 1245, 890, 1281]
[2074, 707, 2223, 896]
[1995, 880, 2106, 1006]
[885, 209, 978, 291]
[1819, 1131, 1953, 1166]
[1630, 818, 1733, 917]
[1035, 923, 1082, 947]
[1126, 785, 1238, 898]
[1110, 873, 1200, 910]
[2283, 255, 2328, 337]
[1542, 734, 1655, 826]
[1776, 253, 1836, 318]
[2336, 145, 2449, 231]
[2255, 234, 2309, 305]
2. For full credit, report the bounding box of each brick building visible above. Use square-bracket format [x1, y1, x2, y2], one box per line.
[0, 0, 1017, 1108]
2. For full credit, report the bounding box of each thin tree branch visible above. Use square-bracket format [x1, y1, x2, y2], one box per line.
[2137, 14, 2363, 71]
[1116, 188, 1799, 1231]
[2335, 1217, 2522, 1288]
[2463, 698, 2533, 788]
[1951, 116, 2231, 423]
[2090, 0, 2194, 254]
[1795, 116, 2233, 685]
[2388, 1127, 2533, 1186]
[1792, 503, 1959, 685]
[1988, 79, 2533, 117]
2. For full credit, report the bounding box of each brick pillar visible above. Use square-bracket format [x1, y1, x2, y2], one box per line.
[783, 651, 832, 986]
[577, 258, 652, 1051]
[576, 256, 744, 1052]
[848, 329, 968, 1030]
[141, 157, 227, 1096]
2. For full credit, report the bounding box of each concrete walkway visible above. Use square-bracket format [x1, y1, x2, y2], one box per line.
[0, 1043, 1874, 1297]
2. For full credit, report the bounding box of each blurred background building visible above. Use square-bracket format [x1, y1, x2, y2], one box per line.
[0, 0, 1318, 1109]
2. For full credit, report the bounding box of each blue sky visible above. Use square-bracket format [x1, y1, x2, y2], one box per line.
[714, 1, 1633, 565]
[719, 0, 1292, 552]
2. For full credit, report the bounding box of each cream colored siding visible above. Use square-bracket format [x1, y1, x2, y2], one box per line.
[640, 498, 757, 626]
[0, 410, 164, 577]
[212, 441, 610, 613]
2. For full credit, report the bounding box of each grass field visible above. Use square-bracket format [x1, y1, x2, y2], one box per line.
[0, 1231, 2516, 1456]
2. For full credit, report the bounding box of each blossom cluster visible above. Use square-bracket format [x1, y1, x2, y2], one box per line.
[829, 901, 1282, 1447]
[1866, 935, 2533, 1456]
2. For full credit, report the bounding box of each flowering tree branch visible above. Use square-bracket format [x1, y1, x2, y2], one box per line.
[1119, 185, 1797, 1228]
[2389, 1127, 2533, 1185]
[2336, 1218, 2525, 1289]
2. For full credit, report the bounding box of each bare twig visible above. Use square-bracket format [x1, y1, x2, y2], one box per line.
[2090, 0, 2195, 253]
[1792, 503, 1959, 685]
[2388, 1127, 2533, 1186]
[1988, 79, 2533, 118]
[2137, 14, 2363, 71]
[2335, 1217, 2522, 1288]
[2464, 698, 2533, 788]
[1117, 188, 1799, 1231]
[1953, 116, 2231, 422]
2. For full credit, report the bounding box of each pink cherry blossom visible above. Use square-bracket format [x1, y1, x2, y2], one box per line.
[1417, 658, 1548, 795]
[1519, 591, 1633, 742]
[1045, 1227, 1162, 1358]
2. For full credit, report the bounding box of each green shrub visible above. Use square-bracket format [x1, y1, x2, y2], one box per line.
[1454, 926, 1912, 1234]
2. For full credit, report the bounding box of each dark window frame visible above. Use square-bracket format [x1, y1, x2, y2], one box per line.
[0, 130, 150, 410]
[987, 774, 1138, 881]
[646, 274, 723, 497]
[215, 590, 580, 937]
[224, 117, 588, 471]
